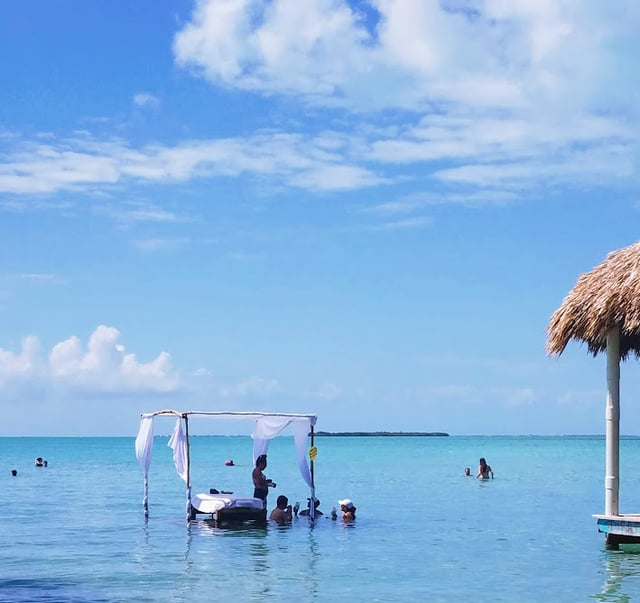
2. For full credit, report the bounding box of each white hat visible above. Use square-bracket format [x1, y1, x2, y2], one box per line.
[338, 498, 354, 509]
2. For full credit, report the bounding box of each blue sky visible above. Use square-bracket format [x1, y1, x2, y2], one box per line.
[1, 0, 639, 436]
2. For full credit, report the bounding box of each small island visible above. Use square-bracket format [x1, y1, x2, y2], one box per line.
[314, 431, 449, 437]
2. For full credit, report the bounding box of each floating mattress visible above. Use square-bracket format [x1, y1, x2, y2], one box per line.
[191, 492, 265, 515]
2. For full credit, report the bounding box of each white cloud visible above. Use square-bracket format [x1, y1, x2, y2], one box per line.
[174, 0, 368, 99]
[173, 1, 640, 114]
[219, 376, 281, 398]
[97, 200, 194, 226]
[0, 132, 383, 196]
[0, 325, 179, 393]
[193, 367, 212, 377]
[366, 189, 518, 215]
[0, 336, 43, 385]
[0, 1, 637, 226]
[133, 237, 189, 252]
[0, 272, 58, 285]
[0, 145, 120, 194]
[133, 92, 160, 109]
[306, 382, 344, 400]
[367, 215, 433, 231]
[168, 0, 640, 200]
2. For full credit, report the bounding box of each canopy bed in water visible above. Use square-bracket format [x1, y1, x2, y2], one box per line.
[134, 410, 318, 524]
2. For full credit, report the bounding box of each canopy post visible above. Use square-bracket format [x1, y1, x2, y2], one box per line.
[605, 328, 620, 516]
[143, 475, 149, 518]
[135, 415, 155, 518]
[309, 424, 316, 520]
[184, 414, 192, 522]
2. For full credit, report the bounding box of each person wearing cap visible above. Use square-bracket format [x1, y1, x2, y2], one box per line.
[269, 495, 293, 523]
[338, 498, 356, 520]
[298, 497, 323, 517]
[252, 454, 276, 508]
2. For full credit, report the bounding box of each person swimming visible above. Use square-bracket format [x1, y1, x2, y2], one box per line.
[338, 498, 356, 520]
[298, 497, 323, 517]
[269, 495, 293, 522]
[477, 457, 493, 479]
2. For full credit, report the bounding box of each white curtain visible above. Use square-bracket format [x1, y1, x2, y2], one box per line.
[168, 418, 188, 483]
[135, 416, 154, 472]
[251, 416, 291, 461]
[135, 416, 154, 515]
[292, 419, 313, 487]
[251, 416, 313, 487]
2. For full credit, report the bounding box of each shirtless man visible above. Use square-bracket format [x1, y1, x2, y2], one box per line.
[252, 454, 276, 507]
[269, 495, 292, 522]
[298, 497, 323, 517]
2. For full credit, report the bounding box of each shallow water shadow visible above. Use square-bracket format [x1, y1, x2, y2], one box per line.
[189, 517, 268, 538]
[304, 522, 320, 600]
[0, 578, 112, 603]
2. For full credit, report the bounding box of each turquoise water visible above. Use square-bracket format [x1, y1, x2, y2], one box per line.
[2, 435, 640, 602]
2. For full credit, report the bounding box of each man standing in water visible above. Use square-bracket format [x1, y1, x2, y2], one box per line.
[252, 454, 276, 508]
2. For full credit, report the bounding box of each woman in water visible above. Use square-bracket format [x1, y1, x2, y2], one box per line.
[476, 457, 493, 479]
[338, 498, 356, 520]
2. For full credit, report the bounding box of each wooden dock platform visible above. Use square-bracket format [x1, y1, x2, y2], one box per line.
[594, 514, 640, 549]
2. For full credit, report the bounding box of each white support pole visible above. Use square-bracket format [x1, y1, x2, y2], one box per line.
[143, 475, 149, 518]
[605, 328, 620, 517]
[185, 415, 192, 523]
[309, 425, 315, 520]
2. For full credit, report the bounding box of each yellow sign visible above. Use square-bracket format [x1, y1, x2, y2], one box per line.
[309, 446, 318, 461]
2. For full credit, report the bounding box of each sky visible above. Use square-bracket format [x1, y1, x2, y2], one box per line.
[1, 0, 639, 436]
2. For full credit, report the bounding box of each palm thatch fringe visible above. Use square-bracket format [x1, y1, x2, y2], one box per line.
[547, 241, 640, 359]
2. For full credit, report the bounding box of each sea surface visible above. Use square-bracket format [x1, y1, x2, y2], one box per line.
[2, 434, 640, 602]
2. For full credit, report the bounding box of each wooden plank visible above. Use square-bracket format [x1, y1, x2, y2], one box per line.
[596, 517, 640, 537]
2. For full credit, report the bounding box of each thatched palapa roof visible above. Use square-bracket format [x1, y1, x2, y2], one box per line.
[547, 241, 640, 360]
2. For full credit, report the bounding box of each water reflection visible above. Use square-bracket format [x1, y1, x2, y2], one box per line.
[132, 518, 153, 570]
[305, 522, 320, 600]
[178, 517, 328, 600]
[192, 518, 268, 537]
[594, 550, 640, 602]
[184, 526, 193, 574]
[249, 525, 270, 578]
